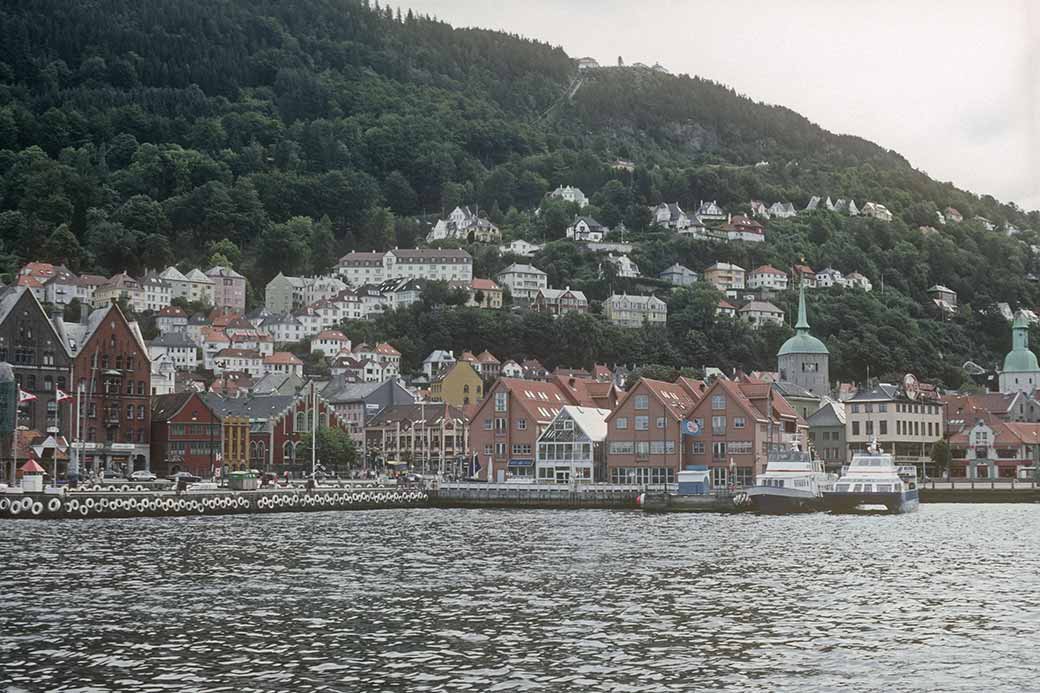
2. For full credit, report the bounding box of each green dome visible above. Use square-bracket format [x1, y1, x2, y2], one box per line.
[779, 333, 829, 356]
[1003, 348, 1040, 373]
[777, 282, 829, 356]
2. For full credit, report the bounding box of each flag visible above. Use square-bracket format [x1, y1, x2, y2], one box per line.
[55, 389, 73, 403]
[17, 388, 36, 404]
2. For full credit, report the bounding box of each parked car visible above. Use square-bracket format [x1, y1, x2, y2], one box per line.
[102, 470, 126, 481]
[168, 472, 202, 483]
[129, 470, 157, 482]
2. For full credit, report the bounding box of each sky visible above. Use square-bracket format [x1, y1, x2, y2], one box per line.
[403, 0, 1040, 211]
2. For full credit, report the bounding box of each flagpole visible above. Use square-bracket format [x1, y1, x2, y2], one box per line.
[311, 381, 317, 478]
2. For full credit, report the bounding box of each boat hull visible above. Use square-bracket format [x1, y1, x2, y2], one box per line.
[823, 489, 919, 514]
[747, 488, 824, 514]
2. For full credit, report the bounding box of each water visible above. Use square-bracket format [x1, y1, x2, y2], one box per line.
[1, 505, 1038, 692]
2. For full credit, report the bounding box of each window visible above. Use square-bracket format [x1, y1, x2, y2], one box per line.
[635, 416, 649, 431]
[692, 441, 705, 454]
[616, 417, 628, 430]
[138, 405, 146, 420]
[517, 418, 527, 430]
[484, 444, 493, 455]
[483, 418, 493, 430]
[729, 441, 753, 454]
[734, 416, 746, 429]
[43, 376, 53, 391]
[495, 418, 506, 431]
[495, 443, 506, 457]
[866, 421, 874, 435]
[137, 381, 145, 395]
[126, 404, 133, 420]
[609, 441, 634, 455]
[852, 422, 860, 436]
[712, 416, 726, 434]
[879, 403, 888, 413]
[712, 442, 727, 458]
[634, 395, 649, 410]
[635, 442, 649, 459]
[711, 395, 725, 410]
[879, 420, 888, 435]
[852, 404, 861, 413]
[494, 392, 507, 412]
[656, 416, 666, 429]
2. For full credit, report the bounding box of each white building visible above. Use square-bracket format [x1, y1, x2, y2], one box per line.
[423, 350, 457, 379]
[861, 202, 894, 222]
[155, 305, 189, 334]
[767, 202, 797, 218]
[535, 406, 611, 484]
[815, 268, 846, 288]
[147, 332, 199, 370]
[312, 329, 352, 356]
[496, 263, 548, 304]
[696, 200, 726, 221]
[739, 300, 785, 328]
[140, 273, 173, 312]
[608, 254, 640, 278]
[182, 268, 215, 305]
[337, 249, 473, 286]
[263, 352, 304, 378]
[499, 239, 543, 258]
[428, 206, 501, 243]
[651, 203, 692, 230]
[150, 352, 177, 396]
[603, 293, 667, 327]
[550, 185, 589, 208]
[747, 265, 789, 291]
[566, 216, 607, 242]
[212, 348, 263, 378]
[845, 272, 873, 292]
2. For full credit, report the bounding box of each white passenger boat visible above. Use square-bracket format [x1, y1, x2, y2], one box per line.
[746, 443, 835, 514]
[823, 440, 919, 514]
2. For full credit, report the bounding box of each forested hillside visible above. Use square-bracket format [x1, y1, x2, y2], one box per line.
[0, 0, 1037, 386]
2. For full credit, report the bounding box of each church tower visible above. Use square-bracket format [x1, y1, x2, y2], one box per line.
[777, 283, 830, 396]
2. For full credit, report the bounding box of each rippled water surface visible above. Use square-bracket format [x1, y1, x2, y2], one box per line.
[2, 505, 1039, 691]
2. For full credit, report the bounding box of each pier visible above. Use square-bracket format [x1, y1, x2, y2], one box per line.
[0, 484, 427, 519]
[429, 482, 641, 509]
[919, 479, 1040, 503]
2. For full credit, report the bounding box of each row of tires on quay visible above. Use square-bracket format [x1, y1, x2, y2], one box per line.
[0, 490, 429, 519]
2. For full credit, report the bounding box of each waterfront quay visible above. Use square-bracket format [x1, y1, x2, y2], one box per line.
[0, 482, 426, 519]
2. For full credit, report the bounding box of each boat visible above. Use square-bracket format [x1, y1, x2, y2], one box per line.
[746, 443, 836, 514]
[822, 439, 919, 514]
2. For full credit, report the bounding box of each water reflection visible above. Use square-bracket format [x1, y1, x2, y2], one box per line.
[1, 506, 1037, 691]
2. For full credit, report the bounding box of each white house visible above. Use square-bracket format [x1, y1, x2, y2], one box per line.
[312, 329, 351, 356]
[861, 202, 894, 222]
[496, 263, 548, 304]
[150, 352, 177, 396]
[499, 239, 543, 258]
[659, 263, 698, 287]
[148, 332, 198, 371]
[183, 268, 215, 305]
[603, 293, 667, 327]
[566, 216, 607, 242]
[501, 360, 525, 378]
[696, 200, 726, 221]
[155, 305, 188, 334]
[747, 265, 789, 291]
[139, 273, 173, 312]
[212, 348, 263, 378]
[846, 272, 873, 292]
[815, 268, 846, 288]
[262, 314, 305, 345]
[263, 352, 304, 378]
[423, 350, 457, 379]
[428, 206, 501, 243]
[608, 254, 640, 278]
[739, 300, 785, 328]
[651, 203, 691, 230]
[767, 202, 797, 218]
[550, 185, 589, 208]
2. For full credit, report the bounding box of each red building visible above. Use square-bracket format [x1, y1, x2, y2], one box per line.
[67, 303, 152, 474]
[204, 387, 351, 476]
[150, 392, 221, 477]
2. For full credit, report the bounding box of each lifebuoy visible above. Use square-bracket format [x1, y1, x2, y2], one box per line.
[47, 498, 61, 513]
[30, 501, 43, 516]
[120, 484, 130, 492]
[135, 485, 144, 492]
[67, 499, 79, 512]
[79, 505, 90, 516]
[0, 498, 8, 512]
[85, 497, 96, 509]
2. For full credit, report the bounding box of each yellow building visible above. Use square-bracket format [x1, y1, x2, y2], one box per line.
[430, 361, 484, 407]
[222, 415, 251, 471]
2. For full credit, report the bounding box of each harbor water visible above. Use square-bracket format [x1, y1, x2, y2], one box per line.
[1, 505, 1038, 692]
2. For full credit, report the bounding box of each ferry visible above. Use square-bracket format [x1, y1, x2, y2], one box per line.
[746, 443, 836, 514]
[822, 440, 919, 514]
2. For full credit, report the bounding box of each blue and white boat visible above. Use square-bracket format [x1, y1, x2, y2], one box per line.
[823, 440, 919, 514]
[746, 442, 835, 514]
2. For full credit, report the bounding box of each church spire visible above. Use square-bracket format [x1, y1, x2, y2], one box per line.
[795, 282, 809, 331]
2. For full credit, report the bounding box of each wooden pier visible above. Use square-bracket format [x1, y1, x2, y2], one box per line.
[919, 479, 1040, 503]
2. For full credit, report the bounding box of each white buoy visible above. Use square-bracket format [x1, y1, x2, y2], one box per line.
[47, 497, 61, 513]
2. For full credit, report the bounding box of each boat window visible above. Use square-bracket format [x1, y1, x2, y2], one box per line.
[852, 484, 862, 492]
[875, 484, 889, 492]
[835, 484, 849, 492]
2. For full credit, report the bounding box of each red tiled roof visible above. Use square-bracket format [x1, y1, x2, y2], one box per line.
[470, 278, 500, 291]
[264, 352, 303, 365]
[376, 342, 401, 356]
[158, 306, 187, 317]
[751, 265, 787, 276]
[477, 350, 499, 364]
[216, 348, 261, 359]
[316, 330, 350, 342]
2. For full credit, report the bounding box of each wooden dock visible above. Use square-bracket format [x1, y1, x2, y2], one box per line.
[920, 479, 1040, 503]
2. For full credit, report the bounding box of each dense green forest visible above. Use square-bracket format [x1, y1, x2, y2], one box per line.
[0, 0, 1037, 386]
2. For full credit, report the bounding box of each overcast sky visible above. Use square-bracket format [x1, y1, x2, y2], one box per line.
[404, 0, 1040, 211]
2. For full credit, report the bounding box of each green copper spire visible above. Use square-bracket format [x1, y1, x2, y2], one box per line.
[795, 282, 809, 331]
